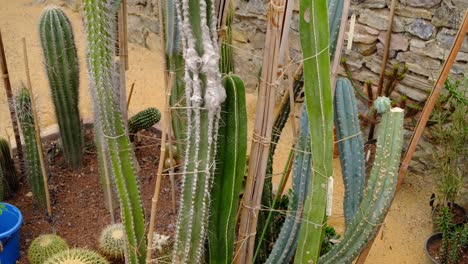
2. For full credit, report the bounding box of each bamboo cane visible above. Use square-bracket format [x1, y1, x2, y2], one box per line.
[0, 30, 25, 175]
[146, 72, 174, 263]
[355, 12, 468, 264]
[234, 1, 286, 263]
[100, 138, 115, 224]
[22, 37, 52, 217]
[126, 82, 135, 112]
[118, 2, 127, 121]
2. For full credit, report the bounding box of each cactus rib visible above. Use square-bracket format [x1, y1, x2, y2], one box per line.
[39, 6, 82, 168]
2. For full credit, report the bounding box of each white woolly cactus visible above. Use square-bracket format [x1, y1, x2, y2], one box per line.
[99, 224, 125, 260]
[28, 234, 69, 264]
[44, 248, 109, 264]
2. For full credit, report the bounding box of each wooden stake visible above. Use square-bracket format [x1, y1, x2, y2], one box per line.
[397, 11, 468, 191]
[22, 37, 52, 217]
[146, 72, 174, 263]
[118, 2, 127, 121]
[126, 82, 135, 112]
[101, 138, 115, 223]
[122, 0, 129, 70]
[0, 30, 25, 175]
[330, 0, 351, 92]
[355, 12, 468, 264]
[234, 1, 287, 262]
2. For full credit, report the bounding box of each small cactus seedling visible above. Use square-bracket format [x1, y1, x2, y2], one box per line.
[0, 138, 19, 197]
[44, 248, 109, 264]
[128, 107, 161, 134]
[99, 224, 125, 260]
[28, 234, 69, 264]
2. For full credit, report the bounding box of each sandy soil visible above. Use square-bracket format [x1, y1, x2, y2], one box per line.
[0, 1, 435, 263]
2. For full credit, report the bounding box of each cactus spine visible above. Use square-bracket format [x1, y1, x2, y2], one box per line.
[83, 0, 146, 263]
[265, 107, 312, 264]
[319, 107, 404, 264]
[127, 107, 161, 134]
[44, 248, 109, 264]
[334, 78, 365, 227]
[16, 88, 47, 208]
[0, 138, 19, 197]
[208, 74, 247, 263]
[28, 234, 69, 264]
[295, 0, 334, 261]
[39, 6, 82, 168]
[172, 0, 226, 261]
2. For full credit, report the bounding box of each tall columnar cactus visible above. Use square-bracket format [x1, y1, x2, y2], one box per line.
[334, 78, 365, 227]
[39, 6, 82, 168]
[295, 0, 334, 261]
[0, 138, 19, 197]
[258, 0, 344, 257]
[208, 74, 247, 263]
[83, 1, 146, 263]
[265, 107, 312, 264]
[172, 0, 226, 261]
[319, 106, 404, 264]
[0, 167, 4, 200]
[16, 88, 47, 208]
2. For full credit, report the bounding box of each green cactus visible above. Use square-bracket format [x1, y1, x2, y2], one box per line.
[127, 107, 161, 134]
[0, 138, 19, 197]
[319, 107, 404, 264]
[208, 74, 247, 263]
[28, 234, 69, 264]
[334, 78, 365, 227]
[16, 88, 47, 208]
[99, 223, 125, 260]
[44, 248, 109, 264]
[294, 0, 334, 261]
[265, 107, 312, 264]
[172, 0, 226, 261]
[257, 0, 345, 257]
[83, 0, 146, 263]
[39, 6, 82, 168]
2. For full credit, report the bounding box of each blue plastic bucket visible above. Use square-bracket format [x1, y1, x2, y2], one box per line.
[0, 203, 23, 264]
